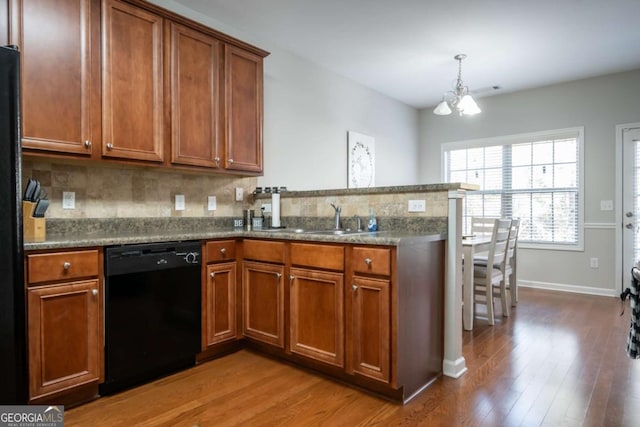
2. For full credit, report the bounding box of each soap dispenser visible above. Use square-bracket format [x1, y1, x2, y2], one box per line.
[368, 208, 377, 232]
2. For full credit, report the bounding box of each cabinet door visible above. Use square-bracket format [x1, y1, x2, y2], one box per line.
[102, 0, 163, 162]
[10, 0, 98, 155]
[242, 261, 284, 348]
[349, 276, 390, 383]
[28, 279, 101, 400]
[224, 45, 263, 173]
[204, 262, 237, 347]
[170, 22, 222, 168]
[289, 267, 344, 367]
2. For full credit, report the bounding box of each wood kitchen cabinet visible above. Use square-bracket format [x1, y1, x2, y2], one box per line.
[224, 45, 263, 173]
[169, 21, 222, 168]
[14, 0, 267, 174]
[203, 240, 238, 348]
[25, 248, 102, 404]
[10, 0, 101, 156]
[101, 0, 164, 162]
[242, 239, 285, 348]
[349, 275, 390, 383]
[289, 243, 345, 367]
[347, 246, 391, 383]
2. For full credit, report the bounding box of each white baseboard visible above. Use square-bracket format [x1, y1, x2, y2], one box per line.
[518, 280, 618, 297]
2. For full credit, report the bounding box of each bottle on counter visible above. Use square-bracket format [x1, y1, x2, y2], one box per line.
[368, 208, 377, 232]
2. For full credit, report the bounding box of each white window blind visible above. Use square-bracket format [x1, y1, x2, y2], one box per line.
[443, 128, 583, 247]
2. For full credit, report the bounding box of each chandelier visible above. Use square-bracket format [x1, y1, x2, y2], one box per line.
[433, 54, 481, 116]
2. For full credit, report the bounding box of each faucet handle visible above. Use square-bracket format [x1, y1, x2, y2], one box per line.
[330, 203, 342, 213]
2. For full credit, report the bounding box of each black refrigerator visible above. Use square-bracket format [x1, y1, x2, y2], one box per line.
[0, 45, 27, 404]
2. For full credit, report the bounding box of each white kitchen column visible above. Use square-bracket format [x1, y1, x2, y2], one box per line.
[443, 189, 467, 378]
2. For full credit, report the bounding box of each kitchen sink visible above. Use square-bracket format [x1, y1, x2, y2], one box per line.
[252, 228, 306, 233]
[251, 228, 379, 236]
[303, 229, 368, 235]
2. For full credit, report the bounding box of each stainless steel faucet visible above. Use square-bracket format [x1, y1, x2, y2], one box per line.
[330, 203, 342, 230]
[353, 215, 362, 232]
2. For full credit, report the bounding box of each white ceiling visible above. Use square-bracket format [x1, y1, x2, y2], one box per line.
[172, 0, 640, 109]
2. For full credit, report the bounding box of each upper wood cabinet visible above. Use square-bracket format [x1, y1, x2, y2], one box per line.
[169, 22, 222, 168]
[13, 0, 268, 174]
[224, 45, 263, 173]
[10, 0, 100, 156]
[101, 0, 164, 162]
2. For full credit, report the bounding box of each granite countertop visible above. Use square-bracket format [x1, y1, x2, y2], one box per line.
[24, 228, 446, 251]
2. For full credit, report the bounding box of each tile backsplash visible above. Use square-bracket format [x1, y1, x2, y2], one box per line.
[23, 158, 454, 226]
[22, 158, 257, 218]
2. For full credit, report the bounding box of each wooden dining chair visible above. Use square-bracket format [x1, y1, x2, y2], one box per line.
[504, 219, 521, 307]
[472, 218, 511, 325]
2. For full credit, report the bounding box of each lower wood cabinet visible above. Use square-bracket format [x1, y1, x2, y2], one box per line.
[242, 260, 285, 348]
[348, 275, 390, 383]
[289, 267, 344, 367]
[204, 262, 237, 347]
[27, 279, 101, 401]
[26, 248, 102, 404]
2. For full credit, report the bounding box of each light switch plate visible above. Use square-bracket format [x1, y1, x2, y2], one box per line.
[262, 202, 272, 213]
[62, 191, 75, 209]
[207, 196, 217, 211]
[175, 194, 185, 211]
[408, 199, 426, 212]
[235, 187, 243, 201]
[600, 200, 613, 211]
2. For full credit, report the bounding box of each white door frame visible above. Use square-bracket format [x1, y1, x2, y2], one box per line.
[616, 122, 640, 291]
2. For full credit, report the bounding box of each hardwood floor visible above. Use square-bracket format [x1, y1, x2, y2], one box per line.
[67, 288, 640, 426]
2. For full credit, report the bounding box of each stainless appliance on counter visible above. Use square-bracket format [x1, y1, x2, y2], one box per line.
[100, 241, 202, 395]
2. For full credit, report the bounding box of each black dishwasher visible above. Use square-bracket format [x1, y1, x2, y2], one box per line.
[100, 241, 201, 395]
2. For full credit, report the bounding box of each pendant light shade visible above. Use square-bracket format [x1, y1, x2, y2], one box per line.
[433, 54, 481, 116]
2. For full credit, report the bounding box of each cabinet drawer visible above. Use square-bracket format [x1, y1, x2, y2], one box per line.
[27, 249, 100, 285]
[206, 240, 236, 263]
[351, 247, 391, 276]
[243, 239, 285, 264]
[290, 243, 344, 271]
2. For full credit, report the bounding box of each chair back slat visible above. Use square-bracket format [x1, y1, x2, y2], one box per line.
[506, 219, 520, 265]
[471, 217, 497, 236]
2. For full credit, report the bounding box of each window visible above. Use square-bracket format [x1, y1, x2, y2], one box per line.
[443, 128, 584, 249]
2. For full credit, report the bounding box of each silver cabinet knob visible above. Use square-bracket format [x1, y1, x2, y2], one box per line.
[626, 223, 634, 230]
[626, 211, 634, 218]
[275, 272, 282, 280]
[84, 140, 92, 149]
[210, 272, 215, 278]
[364, 258, 372, 266]
[63, 262, 71, 270]
[228, 159, 234, 164]
[220, 248, 226, 254]
[92, 289, 98, 296]
[214, 156, 220, 164]
[352, 284, 358, 291]
[106, 142, 113, 150]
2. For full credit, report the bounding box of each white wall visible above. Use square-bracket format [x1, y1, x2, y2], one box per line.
[151, 0, 420, 191]
[419, 69, 640, 296]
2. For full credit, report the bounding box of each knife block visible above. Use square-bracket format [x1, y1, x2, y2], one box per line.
[23, 201, 46, 241]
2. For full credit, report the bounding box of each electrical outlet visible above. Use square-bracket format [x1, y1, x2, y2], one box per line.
[175, 194, 185, 211]
[408, 199, 426, 212]
[207, 196, 217, 211]
[590, 257, 599, 268]
[600, 200, 613, 211]
[62, 191, 75, 209]
[235, 187, 243, 201]
[262, 202, 272, 213]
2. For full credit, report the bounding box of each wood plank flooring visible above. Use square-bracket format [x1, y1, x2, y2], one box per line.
[66, 288, 640, 426]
